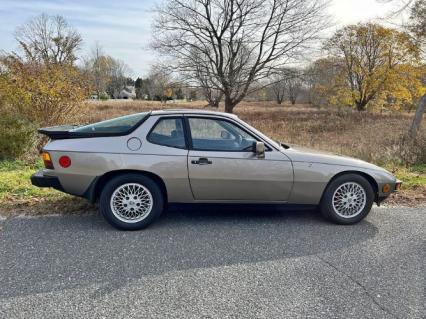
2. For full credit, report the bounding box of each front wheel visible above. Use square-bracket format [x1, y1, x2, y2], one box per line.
[320, 174, 374, 225]
[99, 174, 164, 230]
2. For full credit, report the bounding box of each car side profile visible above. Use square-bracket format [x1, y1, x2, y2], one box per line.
[31, 109, 401, 230]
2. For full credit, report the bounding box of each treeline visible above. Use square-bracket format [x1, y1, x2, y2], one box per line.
[133, 66, 198, 103]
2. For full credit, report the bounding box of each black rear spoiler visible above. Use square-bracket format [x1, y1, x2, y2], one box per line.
[38, 125, 80, 139]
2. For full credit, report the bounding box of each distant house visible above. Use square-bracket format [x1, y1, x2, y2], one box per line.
[118, 86, 136, 99]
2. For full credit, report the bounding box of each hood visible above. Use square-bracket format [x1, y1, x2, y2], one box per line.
[283, 144, 388, 173]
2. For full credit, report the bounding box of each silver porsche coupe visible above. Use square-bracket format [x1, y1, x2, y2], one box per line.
[31, 109, 401, 230]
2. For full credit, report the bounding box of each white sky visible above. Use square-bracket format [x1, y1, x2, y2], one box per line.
[330, 0, 399, 26]
[0, 0, 405, 76]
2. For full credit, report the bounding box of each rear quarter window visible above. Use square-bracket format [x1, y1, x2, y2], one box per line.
[147, 117, 186, 149]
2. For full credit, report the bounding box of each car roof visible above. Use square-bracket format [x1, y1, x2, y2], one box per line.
[150, 109, 239, 118]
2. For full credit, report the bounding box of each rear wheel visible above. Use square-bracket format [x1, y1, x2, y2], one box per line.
[320, 174, 374, 225]
[99, 174, 164, 230]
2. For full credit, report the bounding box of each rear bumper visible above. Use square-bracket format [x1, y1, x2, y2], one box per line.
[30, 170, 64, 192]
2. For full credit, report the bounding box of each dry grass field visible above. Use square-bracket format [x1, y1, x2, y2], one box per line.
[1, 99, 425, 217]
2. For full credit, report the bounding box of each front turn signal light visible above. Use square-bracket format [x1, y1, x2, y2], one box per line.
[42, 151, 54, 169]
[382, 184, 391, 193]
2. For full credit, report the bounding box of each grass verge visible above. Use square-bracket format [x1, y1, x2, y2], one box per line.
[0, 160, 94, 217]
[384, 164, 426, 206]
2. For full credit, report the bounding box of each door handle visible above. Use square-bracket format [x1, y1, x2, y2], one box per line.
[191, 157, 212, 165]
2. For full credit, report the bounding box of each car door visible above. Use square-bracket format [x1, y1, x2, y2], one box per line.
[186, 116, 293, 201]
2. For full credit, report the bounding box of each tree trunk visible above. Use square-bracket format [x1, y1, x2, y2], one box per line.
[356, 101, 367, 111]
[408, 93, 426, 138]
[224, 95, 236, 113]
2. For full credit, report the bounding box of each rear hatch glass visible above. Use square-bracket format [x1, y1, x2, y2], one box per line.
[39, 112, 150, 139]
[71, 112, 149, 134]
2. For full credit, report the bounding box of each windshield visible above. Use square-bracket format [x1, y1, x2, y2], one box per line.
[237, 120, 282, 149]
[71, 112, 149, 134]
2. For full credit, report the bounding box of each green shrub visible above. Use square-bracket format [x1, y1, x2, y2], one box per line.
[0, 113, 37, 160]
[99, 92, 109, 101]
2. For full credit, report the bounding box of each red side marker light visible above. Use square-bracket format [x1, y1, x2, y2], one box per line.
[58, 155, 71, 168]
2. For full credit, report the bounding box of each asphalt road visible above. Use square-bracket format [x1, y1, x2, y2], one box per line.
[0, 205, 425, 319]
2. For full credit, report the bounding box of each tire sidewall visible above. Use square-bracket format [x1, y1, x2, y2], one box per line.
[320, 174, 374, 225]
[100, 174, 164, 230]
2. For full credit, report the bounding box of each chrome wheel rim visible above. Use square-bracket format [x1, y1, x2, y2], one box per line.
[110, 183, 153, 223]
[332, 182, 366, 218]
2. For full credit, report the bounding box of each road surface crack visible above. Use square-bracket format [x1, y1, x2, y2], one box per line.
[316, 255, 400, 319]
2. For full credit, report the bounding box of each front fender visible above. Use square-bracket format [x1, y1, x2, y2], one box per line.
[288, 162, 396, 205]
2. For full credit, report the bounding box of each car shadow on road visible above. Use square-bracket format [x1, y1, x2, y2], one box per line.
[1, 205, 378, 298]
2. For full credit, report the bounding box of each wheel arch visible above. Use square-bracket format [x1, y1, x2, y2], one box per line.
[321, 170, 379, 203]
[85, 169, 168, 204]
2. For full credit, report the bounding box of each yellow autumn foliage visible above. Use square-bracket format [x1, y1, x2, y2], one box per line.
[323, 23, 424, 111]
[165, 87, 173, 99]
[0, 57, 88, 127]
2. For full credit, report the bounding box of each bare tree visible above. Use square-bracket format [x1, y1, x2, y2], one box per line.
[195, 63, 223, 107]
[152, 0, 328, 113]
[85, 43, 108, 98]
[148, 65, 172, 104]
[284, 69, 303, 105]
[201, 84, 223, 108]
[270, 71, 287, 105]
[14, 13, 82, 65]
[303, 64, 317, 105]
[83, 43, 131, 98]
[408, 0, 426, 40]
[106, 58, 131, 98]
[181, 51, 224, 107]
[270, 68, 303, 105]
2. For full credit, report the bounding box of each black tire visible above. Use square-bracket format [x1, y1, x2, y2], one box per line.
[99, 173, 164, 230]
[320, 174, 375, 225]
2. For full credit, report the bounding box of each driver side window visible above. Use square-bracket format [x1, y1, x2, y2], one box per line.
[188, 117, 257, 151]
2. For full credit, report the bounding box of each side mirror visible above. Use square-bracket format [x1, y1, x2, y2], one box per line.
[255, 141, 265, 158]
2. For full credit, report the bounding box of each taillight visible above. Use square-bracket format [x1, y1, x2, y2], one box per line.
[58, 155, 71, 168]
[42, 151, 54, 169]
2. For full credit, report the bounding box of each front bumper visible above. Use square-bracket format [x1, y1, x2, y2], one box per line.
[377, 179, 402, 205]
[30, 170, 64, 192]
